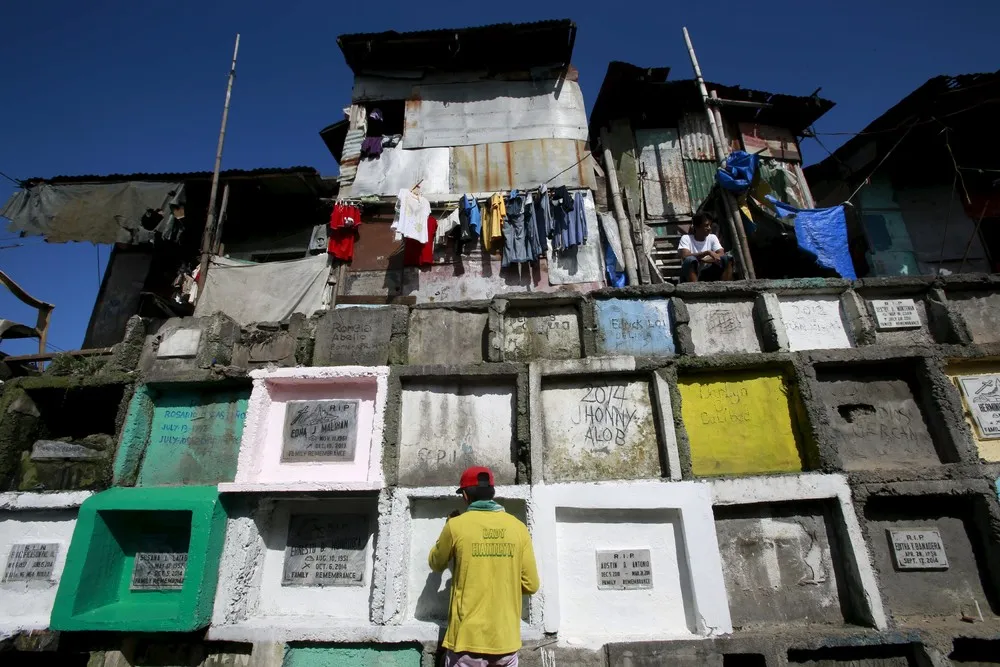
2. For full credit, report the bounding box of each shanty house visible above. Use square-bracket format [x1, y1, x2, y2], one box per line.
[318, 20, 608, 302]
[588, 61, 834, 280]
[805, 72, 1000, 277]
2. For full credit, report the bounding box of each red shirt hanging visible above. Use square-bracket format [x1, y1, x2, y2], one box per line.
[404, 215, 437, 266]
[328, 204, 361, 261]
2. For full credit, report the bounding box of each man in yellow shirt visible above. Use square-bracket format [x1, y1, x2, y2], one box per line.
[428, 466, 540, 667]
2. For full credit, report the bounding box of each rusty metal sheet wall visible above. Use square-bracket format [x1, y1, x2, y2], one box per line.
[635, 128, 691, 218]
[679, 113, 739, 162]
[450, 139, 595, 193]
[338, 129, 364, 186]
[740, 123, 801, 161]
[683, 159, 718, 213]
[402, 80, 588, 149]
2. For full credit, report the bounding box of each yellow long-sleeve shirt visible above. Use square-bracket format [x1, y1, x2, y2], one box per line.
[428, 502, 540, 655]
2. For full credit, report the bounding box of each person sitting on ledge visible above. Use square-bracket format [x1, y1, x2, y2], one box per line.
[678, 212, 734, 282]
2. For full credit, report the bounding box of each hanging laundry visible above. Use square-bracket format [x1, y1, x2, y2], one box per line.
[361, 108, 384, 159]
[534, 185, 553, 252]
[436, 208, 460, 244]
[482, 193, 506, 253]
[458, 193, 481, 246]
[392, 188, 431, 243]
[328, 202, 362, 261]
[523, 192, 543, 258]
[502, 191, 533, 267]
[552, 190, 588, 251]
[554, 185, 574, 211]
[404, 216, 438, 266]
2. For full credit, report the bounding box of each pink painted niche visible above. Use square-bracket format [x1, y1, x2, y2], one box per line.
[220, 366, 389, 492]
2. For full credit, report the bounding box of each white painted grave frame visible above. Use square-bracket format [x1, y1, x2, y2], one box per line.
[533, 480, 731, 640]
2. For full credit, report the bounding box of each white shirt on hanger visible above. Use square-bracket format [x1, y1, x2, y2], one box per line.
[392, 188, 431, 243]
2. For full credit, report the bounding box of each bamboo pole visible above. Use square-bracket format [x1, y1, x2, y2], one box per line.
[682, 27, 755, 279]
[211, 183, 230, 255]
[711, 90, 755, 279]
[196, 34, 240, 298]
[600, 129, 639, 285]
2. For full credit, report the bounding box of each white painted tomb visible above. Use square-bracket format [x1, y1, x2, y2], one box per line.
[222, 366, 389, 492]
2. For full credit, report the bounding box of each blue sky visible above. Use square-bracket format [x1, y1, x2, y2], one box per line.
[1, 0, 996, 355]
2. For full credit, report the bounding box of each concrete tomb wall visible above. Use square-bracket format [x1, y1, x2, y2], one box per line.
[407, 309, 487, 365]
[226, 367, 389, 492]
[779, 296, 853, 352]
[948, 292, 1000, 345]
[679, 371, 805, 477]
[140, 314, 240, 382]
[814, 364, 941, 470]
[863, 296, 933, 347]
[0, 492, 89, 636]
[313, 306, 406, 367]
[539, 375, 662, 482]
[863, 495, 996, 621]
[594, 298, 675, 357]
[283, 643, 421, 667]
[503, 306, 581, 361]
[116, 383, 250, 487]
[397, 379, 516, 486]
[686, 299, 762, 355]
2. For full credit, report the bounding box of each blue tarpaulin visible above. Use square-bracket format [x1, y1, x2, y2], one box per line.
[716, 151, 759, 193]
[769, 198, 857, 280]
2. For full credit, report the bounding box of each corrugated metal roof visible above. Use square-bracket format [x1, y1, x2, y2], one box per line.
[683, 159, 718, 213]
[678, 113, 739, 162]
[337, 20, 576, 75]
[402, 80, 588, 149]
[449, 139, 595, 193]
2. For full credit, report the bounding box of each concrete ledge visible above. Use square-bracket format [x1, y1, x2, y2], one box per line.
[207, 620, 545, 645]
[0, 491, 92, 510]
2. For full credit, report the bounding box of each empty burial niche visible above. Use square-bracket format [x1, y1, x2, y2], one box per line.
[554, 507, 696, 640]
[788, 644, 922, 666]
[407, 497, 528, 624]
[863, 495, 997, 621]
[10, 383, 126, 491]
[723, 656, 767, 667]
[540, 375, 663, 482]
[814, 363, 947, 470]
[503, 306, 582, 361]
[397, 380, 516, 487]
[715, 501, 860, 630]
[950, 638, 1000, 664]
[949, 292, 1000, 345]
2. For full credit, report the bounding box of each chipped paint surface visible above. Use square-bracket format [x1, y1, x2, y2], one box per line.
[594, 298, 675, 357]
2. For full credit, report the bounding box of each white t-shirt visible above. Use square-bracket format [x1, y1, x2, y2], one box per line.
[679, 233, 722, 256]
[392, 189, 431, 243]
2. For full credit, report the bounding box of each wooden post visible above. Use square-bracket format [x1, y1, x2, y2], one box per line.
[211, 183, 230, 255]
[710, 90, 756, 279]
[196, 34, 240, 299]
[600, 128, 639, 286]
[682, 27, 755, 279]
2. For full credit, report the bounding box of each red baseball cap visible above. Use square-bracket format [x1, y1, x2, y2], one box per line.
[456, 466, 495, 494]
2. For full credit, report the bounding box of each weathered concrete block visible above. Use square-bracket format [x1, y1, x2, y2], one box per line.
[606, 642, 723, 666]
[778, 296, 853, 352]
[407, 309, 487, 365]
[539, 377, 662, 481]
[503, 306, 581, 361]
[949, 292, 1000, 345]
[594, 298, 675, 357]
[815, 367, 940, 470]
[715, 501, 847, 628]
[679, 371, 805, 477]
[686, 299, 762, 355]
[863, 495, 994, 621]
[140, 314, 240, 382]
[788, 644, 923, 665]
[865, 297, 933, 347]
[284, 644, 421, 667]
[397, 380, 516, 486]
[314, 307, 399, 366]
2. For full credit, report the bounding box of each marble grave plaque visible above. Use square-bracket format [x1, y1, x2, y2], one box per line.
[282, 400, 359, 462]
[2, 543, 59, 583]
[596, 549, 653, 590]
[282, 513, 369, 587]
[871, 299, 921, 330]
[888, 528, 949, 570]
[958, 375, 1000, 440]
[130, 552, 188, 590]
